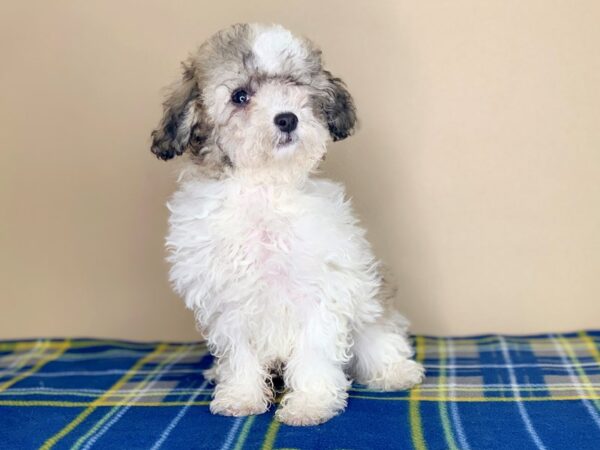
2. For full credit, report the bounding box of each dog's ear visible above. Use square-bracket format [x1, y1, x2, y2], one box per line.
[151, 64, 203, 161]
[319, 70, 357, 142]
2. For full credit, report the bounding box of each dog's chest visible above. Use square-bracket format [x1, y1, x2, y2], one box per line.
[168, 177, 361, 313]
[216, 186, 305, 287]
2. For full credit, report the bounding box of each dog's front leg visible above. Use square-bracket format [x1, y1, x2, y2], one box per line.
[209, 344, 271, 417]
[276, 316, 350, 426]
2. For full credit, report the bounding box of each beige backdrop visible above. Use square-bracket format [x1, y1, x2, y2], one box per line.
[1, 1, 599, 340]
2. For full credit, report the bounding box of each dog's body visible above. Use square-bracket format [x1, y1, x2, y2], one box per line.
[153, 23, 424, 426]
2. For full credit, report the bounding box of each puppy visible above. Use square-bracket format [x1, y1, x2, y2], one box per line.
[151, 23, 424, 426]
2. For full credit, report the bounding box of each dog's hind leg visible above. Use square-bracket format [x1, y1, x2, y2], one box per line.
[202, 359, 219, 384]
[350, 312, 425, 390]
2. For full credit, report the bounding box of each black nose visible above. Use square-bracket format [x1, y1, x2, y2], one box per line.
[274, 112, 298, 133]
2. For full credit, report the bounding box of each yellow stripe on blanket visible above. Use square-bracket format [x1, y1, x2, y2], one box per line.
[40, 343, 169, 450]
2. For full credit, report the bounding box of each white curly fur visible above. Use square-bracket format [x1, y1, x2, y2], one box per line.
[159, 23, 424, 426]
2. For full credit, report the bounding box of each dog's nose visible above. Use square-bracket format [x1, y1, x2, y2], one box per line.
[274, 112, 298, 133]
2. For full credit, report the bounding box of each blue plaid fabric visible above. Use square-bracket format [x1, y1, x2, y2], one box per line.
[1, 331, 599, 449]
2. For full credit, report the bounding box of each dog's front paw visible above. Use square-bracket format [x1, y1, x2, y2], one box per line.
[210, 385, 269, 417]
[210, 398, 267, 417]
[366, 359, 425, 391]
[275, 391, 346, 426]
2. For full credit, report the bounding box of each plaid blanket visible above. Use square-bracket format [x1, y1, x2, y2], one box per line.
[1, 331, 599, 450]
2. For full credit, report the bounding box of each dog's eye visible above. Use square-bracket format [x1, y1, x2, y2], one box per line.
[231, 89, 250, 105]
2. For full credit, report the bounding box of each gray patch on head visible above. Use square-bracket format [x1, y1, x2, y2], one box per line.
[195, 23, 254, 84]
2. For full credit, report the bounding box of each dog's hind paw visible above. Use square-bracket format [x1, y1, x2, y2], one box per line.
[364, 359, 425, 391]
[202, 366, 218, 383]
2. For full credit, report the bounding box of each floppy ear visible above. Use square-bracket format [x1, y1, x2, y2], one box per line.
[320, 70, 357, 141]
[151, 65, 202, 161]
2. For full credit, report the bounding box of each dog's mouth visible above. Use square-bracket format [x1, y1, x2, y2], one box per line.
[276, 133, 297, 148]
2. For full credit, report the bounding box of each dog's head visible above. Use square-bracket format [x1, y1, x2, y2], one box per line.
[151, 23, 356, 180]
